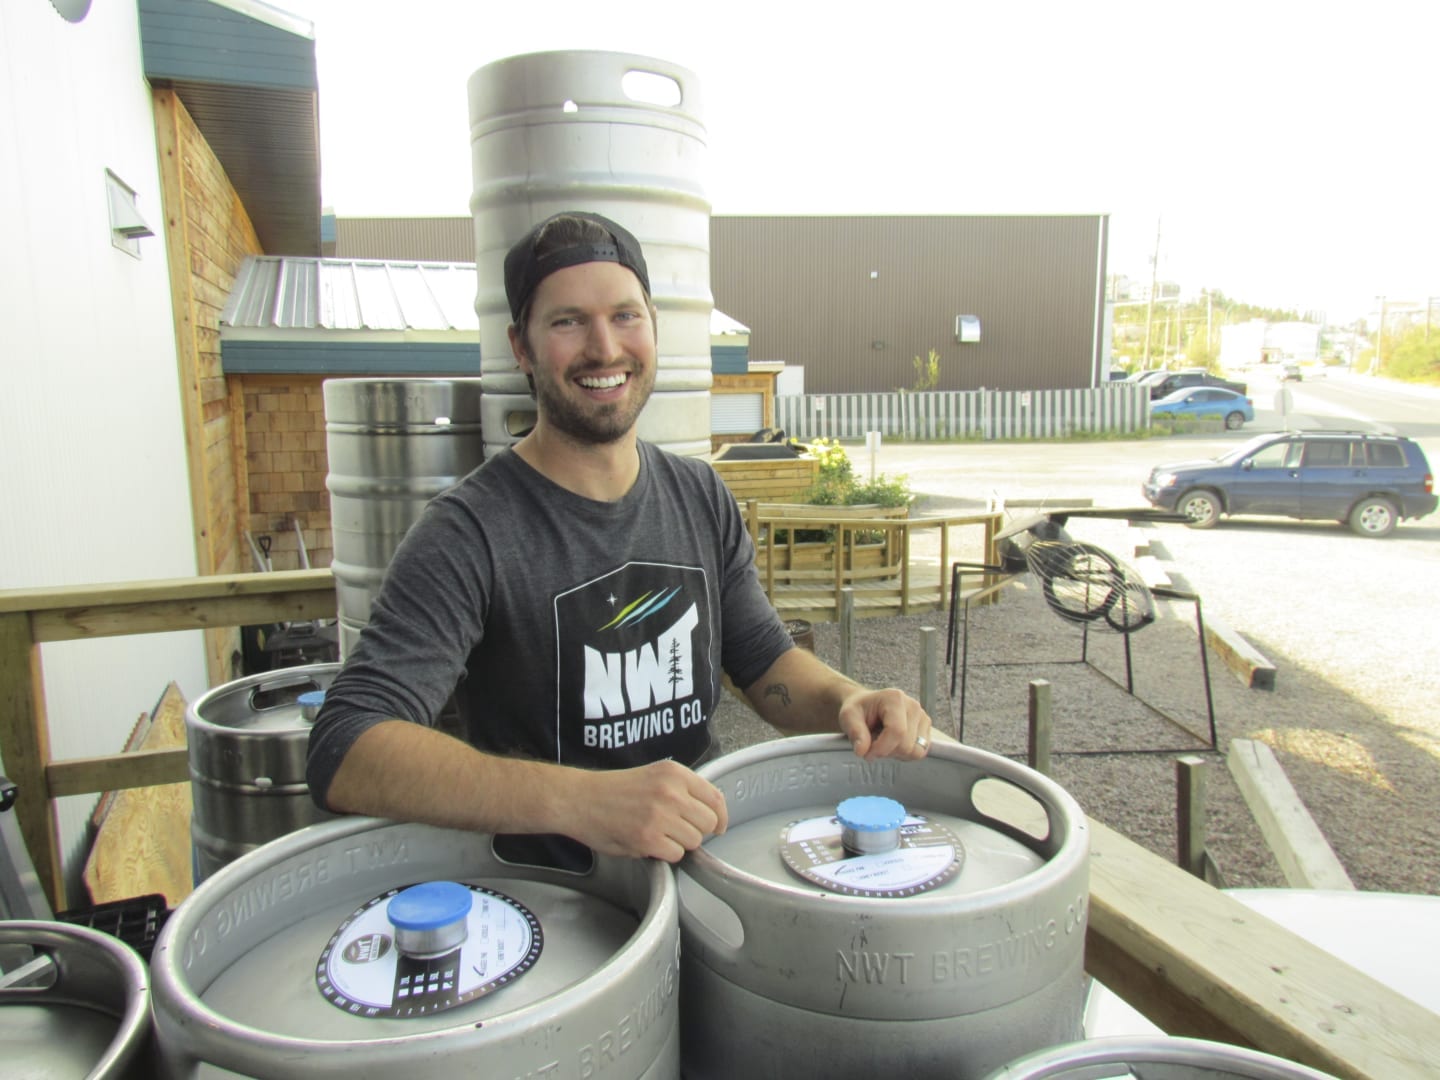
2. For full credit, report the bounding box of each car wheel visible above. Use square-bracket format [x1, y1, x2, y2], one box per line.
[1348, 497, 1397, 537]
[1178, 489, 1221, 528]
[1224, 411, 1245, 430]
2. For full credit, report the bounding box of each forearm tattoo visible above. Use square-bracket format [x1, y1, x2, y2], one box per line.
[763, 682, 792, 708]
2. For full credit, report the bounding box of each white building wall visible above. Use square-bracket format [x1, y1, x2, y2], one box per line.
[0, 0, 209, 890]
[1218, 320, 1269, 367]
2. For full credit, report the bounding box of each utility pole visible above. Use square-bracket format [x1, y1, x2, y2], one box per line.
[1142, 218, 1161, 369]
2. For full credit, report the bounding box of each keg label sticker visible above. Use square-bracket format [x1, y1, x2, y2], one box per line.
[779, 814, 962, 897]
[317, 883, 542, 1018]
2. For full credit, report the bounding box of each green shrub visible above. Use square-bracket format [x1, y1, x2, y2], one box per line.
[777, 440, 913, 543]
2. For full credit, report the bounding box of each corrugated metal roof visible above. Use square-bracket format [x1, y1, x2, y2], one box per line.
[221, 256, 480, 334]
[224, 254, 744, 338]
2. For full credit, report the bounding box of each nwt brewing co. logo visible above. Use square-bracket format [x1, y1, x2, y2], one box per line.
[553, 563, 715, 764]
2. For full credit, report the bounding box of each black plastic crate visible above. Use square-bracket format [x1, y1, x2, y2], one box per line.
[57, 893, 171, 962]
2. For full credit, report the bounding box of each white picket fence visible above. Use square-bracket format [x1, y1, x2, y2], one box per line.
[774, 385, 1151, 441]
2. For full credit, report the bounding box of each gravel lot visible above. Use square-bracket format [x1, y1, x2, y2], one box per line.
[712, 432, 1440, 896]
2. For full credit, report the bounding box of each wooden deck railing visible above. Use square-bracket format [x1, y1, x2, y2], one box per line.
[741, 502, 1004, 619]
[1, 570, 1437, 1077]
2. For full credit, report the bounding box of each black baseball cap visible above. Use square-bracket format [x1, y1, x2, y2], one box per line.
[503, 211, 651, 324]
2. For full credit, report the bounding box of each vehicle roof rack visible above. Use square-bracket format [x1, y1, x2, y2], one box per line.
[1285, 429, 1395, 437]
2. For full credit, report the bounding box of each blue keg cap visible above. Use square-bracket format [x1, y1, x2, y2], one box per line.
[836, 796, 906, 833]
[297, 691, 326, 708]
[387, 881, 473, 931]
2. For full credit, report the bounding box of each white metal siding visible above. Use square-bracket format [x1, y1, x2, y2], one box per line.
[1, 0, 209, 892]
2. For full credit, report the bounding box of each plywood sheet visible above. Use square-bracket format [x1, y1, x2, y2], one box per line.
[82, 682, 193, 908]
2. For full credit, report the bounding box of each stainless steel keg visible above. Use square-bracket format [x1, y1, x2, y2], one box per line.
[323, 378, 485, 657]
[468, 50, 714, 459]
[983, 1035, 1342, 1079]
[679, 733, 1091, 1080]
[0, 920, 151, 1078]
[187, 664, 340, 882]
[150, 816, 679, 1078]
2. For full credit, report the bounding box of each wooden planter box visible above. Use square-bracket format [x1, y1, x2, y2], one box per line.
[711, 455, 819, 503]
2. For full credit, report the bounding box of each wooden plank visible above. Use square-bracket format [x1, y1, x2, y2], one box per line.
[1083, 813, 1429, 1077]
[1227, 738, 1355, 890]
[153, 88, 213, 588]
[0, 612, 65, 911]
[30, 587, 337, 643]
[1200, 609, 1277, 691]
[1139, 541, 1276, 691]
[0, 568, 334, 614]
[47, 747, 190, 798]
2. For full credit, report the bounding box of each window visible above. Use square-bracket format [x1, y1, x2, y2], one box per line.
[1364, 442, 1405, 468]
[1250, 443, 1291, 469]
[1301, 441, 1354, 469]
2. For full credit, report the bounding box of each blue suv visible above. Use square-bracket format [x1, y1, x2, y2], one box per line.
[1142, 431, 1437, 537]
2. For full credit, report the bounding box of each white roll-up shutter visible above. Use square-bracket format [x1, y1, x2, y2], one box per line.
[711, 393, 764, 434]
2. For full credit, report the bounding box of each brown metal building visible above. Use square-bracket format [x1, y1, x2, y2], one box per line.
[710, 215, 1109, 394]
[329, 213, 1109, 393]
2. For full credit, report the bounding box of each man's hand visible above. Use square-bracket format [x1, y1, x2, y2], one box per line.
[569, 760, 729, 863]
[838, 686, 932, 761]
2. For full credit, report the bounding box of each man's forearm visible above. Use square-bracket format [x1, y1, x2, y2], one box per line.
[742, 647, 863, 734]
[742, 646, 933, 761]
[320, 719, 730, 862]
[322, 720, 566, 835]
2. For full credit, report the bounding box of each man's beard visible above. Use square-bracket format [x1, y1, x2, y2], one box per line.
[534, 364, 657, 445]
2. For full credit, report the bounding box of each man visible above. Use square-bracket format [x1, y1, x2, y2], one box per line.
[306, 211, 933, 865]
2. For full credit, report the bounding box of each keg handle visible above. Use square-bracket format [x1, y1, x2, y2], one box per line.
[675, 858, 749, 966]
[0, 950, 56, 992]
[247, 674, 323, 713]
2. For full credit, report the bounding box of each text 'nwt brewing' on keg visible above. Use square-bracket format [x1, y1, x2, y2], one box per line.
[324, 378, 485, 657]
[187, 664, 340, 883]
[150, 817, 679, 1079]
[679, 733, 1091, 1080]
[468, 50, 714, 459]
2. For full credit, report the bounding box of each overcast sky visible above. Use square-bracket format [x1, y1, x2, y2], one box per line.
[278, 0, 1437, 326]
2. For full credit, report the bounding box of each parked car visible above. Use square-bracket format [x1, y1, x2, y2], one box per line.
[1149, 369, 1249, 399]
[1149, 387, 1254, 429]
[1141, 431, 1438, 536]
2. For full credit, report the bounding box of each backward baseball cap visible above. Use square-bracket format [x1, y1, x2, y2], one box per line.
[503, 211, 651, 324]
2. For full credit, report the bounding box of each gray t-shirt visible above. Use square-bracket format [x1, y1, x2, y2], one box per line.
[305, 441, 793, 808]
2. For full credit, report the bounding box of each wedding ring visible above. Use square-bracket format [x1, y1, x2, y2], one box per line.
[915, 736, 929, 749]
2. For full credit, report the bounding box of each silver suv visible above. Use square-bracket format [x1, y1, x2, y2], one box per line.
[1141, 431, 1437, 537]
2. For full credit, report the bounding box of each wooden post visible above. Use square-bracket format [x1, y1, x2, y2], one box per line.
[839, 588, 855, 676]
[1176, 755, 1208, 879]
[0, 612, 64, 911]
[918, 626, 938, 719]
[938, 521, 950, 614]
[900, 526, 912, 615]
[1027, 678, 1052, 775]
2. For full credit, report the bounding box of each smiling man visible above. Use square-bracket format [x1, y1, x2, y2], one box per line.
[306, 211, 934, 867]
